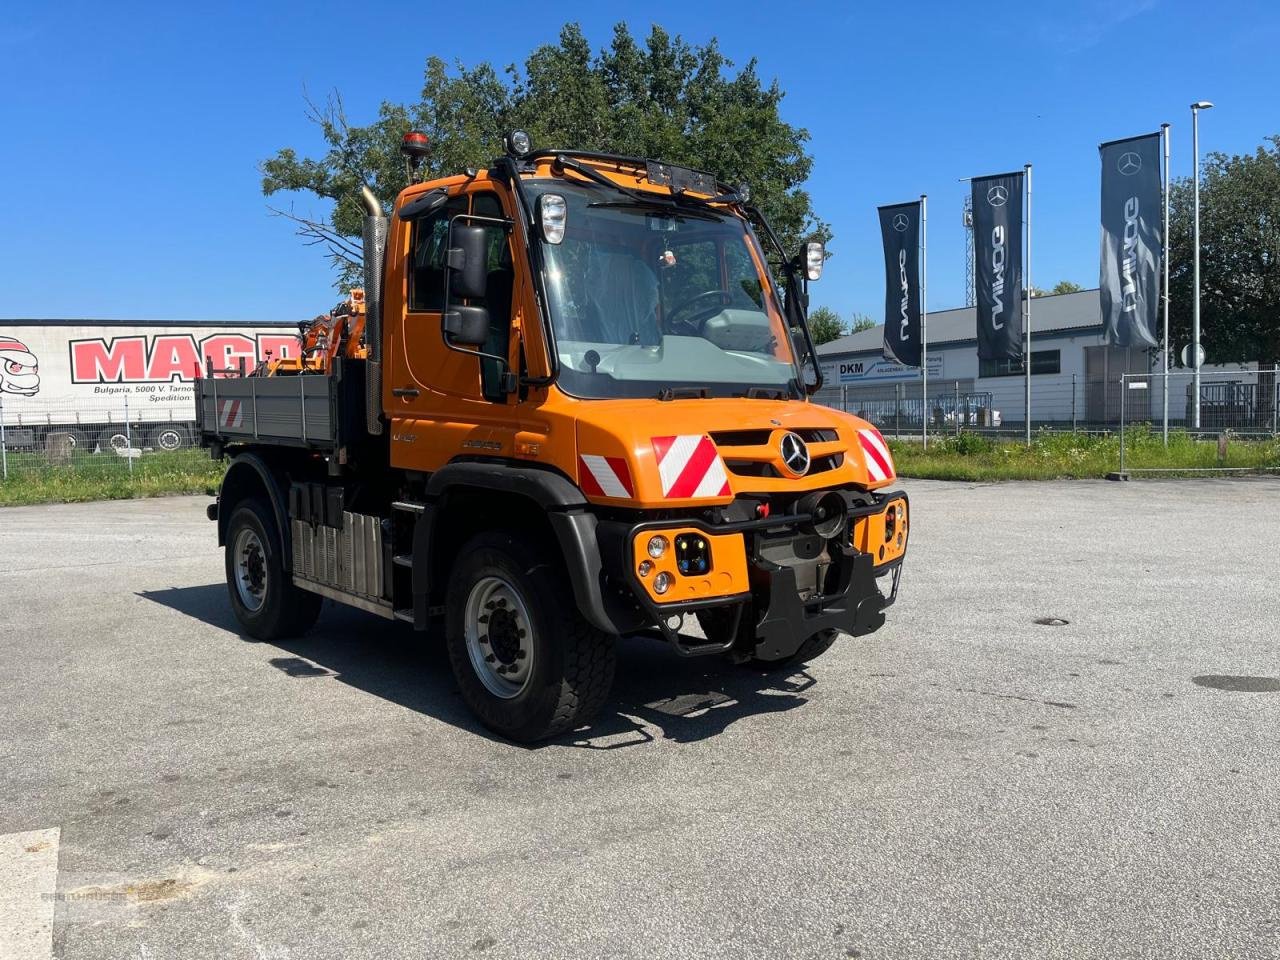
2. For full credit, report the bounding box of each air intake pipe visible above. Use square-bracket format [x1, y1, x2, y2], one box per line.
[359, 185, 388, 436]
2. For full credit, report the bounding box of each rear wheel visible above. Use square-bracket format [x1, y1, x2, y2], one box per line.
[97, 427, 130, 453]
[151, 423, 191, 451]
[445, 532, 616, 742]
[224, 497, 322, 640]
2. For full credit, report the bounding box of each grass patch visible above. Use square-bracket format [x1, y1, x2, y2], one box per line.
[890, 428, 1280, 481]
[0, 449, 226, 507]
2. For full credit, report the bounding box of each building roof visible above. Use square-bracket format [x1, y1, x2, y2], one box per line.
[817, 288, 1102, 357]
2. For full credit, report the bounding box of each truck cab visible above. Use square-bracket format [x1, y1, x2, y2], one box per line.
[198, 132, 908, 742]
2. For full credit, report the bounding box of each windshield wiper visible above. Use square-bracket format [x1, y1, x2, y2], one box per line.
[587, 198, 720, 222]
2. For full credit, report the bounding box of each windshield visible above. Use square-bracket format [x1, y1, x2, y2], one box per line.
[527, 180, 799, 399]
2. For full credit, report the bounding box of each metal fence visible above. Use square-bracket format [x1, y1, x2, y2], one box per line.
[1117, 368, 1280, 475]
[0, 393, 206, 482]
[816, 369, 1280, 443]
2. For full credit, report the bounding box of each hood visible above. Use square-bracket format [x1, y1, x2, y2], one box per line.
[571, 397, 896, 507]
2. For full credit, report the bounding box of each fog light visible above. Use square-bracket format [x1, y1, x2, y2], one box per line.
[647, 535, 668, 559]
[653, 571, 673, 595]
[505, 129, 532, 156]
[638, 559, 654, 577]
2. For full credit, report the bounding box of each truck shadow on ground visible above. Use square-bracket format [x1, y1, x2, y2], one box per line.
[138, 584, 815, 748]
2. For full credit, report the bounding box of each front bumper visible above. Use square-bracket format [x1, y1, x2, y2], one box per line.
[606, 489, 907, 658]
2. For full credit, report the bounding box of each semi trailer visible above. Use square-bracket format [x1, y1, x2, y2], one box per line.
[0, 319, 298, 453]
[198, 131, 909, 741]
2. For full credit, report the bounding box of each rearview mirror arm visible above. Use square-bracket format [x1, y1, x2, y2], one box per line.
[440, 212, 518, 393]
[745, 205, 824, 395]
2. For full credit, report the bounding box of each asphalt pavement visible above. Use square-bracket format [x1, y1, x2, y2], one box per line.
[1, 478, 1278, 959]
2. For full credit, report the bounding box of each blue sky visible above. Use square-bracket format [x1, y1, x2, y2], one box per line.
[2, 0, 1276, 323]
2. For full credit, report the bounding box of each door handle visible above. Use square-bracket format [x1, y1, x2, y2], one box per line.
[392, 387, 420, 399]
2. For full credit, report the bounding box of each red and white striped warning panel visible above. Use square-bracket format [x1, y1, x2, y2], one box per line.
[218, 399, 245, 429]
[652, 435, 731, 499]
[578, 454, 634, 499]
[858, 428, 895, 482]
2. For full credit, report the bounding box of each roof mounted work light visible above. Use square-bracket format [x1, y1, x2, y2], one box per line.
[504, 130, 532, 157]
[401, 131, 431, 181]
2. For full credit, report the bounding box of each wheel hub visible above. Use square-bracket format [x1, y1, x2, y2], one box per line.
[464, 576, 533, 699]
[233, 527, 268, 613]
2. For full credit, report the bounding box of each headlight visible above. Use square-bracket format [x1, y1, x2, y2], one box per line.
[805, 241, 825, 281]
[539, 194, 566, 244]
[647, 535, 668, 559]
[638, 559, 654, 577]
[653, 572, 673, 595]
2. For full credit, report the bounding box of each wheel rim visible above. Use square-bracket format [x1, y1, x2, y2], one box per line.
[463, 575, 534, 699]
[105, 432, 129, 451]
[156, 428, 183, 451]
[233, 526, 268, 613]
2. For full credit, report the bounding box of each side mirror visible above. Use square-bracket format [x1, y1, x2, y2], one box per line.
[443, 304, 490, 347]
[446, 224, 489, 299]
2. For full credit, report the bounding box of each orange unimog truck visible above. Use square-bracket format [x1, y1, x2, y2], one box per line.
[197, 130, 908, 741]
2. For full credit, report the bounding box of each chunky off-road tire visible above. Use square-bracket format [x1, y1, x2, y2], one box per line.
[697, 607, 840, 670]
[445, 532, 616, 742]
[224, 497, 322, 641]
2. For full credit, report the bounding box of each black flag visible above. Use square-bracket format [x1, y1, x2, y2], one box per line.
[1100, 133, 1162, 348]
[878, 202, 922, 366]
[971, 172, 1024, 361]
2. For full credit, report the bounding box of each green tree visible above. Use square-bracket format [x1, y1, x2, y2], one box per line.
[261, 23, 827, 288]
[807, 306, 845, 345]
[848, 312, 876, 334]
[1169, 135, 1280, 370]
[1050, 280, 1083, 295]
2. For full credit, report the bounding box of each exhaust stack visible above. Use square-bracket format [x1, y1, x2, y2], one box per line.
[359, 185, 388, 436]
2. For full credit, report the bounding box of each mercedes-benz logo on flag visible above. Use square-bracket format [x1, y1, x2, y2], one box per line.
[778, 432, 811, 477]
[987, 185, 1008, 207]
[892, 213, 910, 232]
[1117, 152, 1143, 175]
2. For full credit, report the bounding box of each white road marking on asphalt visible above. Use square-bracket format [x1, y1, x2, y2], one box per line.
[0, 827, 60, 960]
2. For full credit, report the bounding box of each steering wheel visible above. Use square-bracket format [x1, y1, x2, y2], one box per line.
[666, 289, 727, 335]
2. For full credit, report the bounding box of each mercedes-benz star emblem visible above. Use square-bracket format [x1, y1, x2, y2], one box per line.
[892, 213, 910, 232]
[779, 432, 811, 477]
[987, 185, 1008, 207]
[1117, 152, 1143, 175]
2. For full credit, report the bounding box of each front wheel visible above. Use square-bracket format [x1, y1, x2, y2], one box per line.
[224, 497, 322, 641]
[445, 532, 616, 742]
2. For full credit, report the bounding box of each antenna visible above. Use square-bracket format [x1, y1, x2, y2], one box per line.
[962, 194, 975, 306]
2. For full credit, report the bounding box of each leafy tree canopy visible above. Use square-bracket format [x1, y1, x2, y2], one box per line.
[807, 306, 844, 345]
[1169, 134, 1280, 366]
[1049, 280, 1083, 295]
[262, 23, 827, 288]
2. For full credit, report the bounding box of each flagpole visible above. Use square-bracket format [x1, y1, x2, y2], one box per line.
[1161, 122, 1171, 446]
[921, 193, 928, 450]
[1024, 163, 1033, 447]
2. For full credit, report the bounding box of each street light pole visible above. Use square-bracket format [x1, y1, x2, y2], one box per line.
[1161, 122, 1171, 446]
[920, 193, 928, 450]
[1191, 100, 1213, 431]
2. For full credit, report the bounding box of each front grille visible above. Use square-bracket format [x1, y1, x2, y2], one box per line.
[723, 451, 843, 479]
[710, 427, 838, 446]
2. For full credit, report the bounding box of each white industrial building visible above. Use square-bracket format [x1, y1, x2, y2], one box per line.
[814, 288, 1258, 432]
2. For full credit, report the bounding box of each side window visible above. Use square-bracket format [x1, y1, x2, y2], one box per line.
[409, 195, 468, 312]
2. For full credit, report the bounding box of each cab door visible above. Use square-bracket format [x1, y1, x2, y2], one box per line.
[385, 183, 524, 471]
